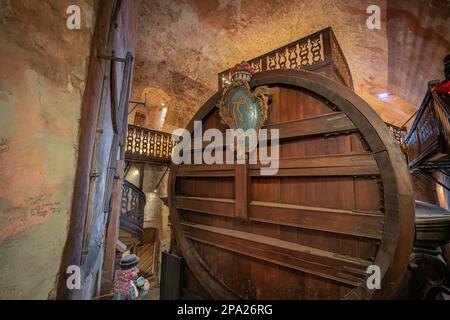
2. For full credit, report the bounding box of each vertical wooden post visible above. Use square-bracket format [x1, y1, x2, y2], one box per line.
[100, 51, 133, 296]
[100, 160, 124, 296]
[56, 0, 114, 300]
[235, 161, 249, 220]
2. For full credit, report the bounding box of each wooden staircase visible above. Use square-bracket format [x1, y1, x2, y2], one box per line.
[404, 81, 450, 191]
[118, 126, 173, 287]
[136, 228, 158, 278]
[120, 180, 146, 239]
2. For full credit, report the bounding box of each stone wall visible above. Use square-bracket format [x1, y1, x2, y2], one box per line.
[132, 0, 449, 130]
[0, 0, 96, 299]
[143, 166, 170, 292]
[132, 0, 390, 131]
[0, 0, 142, 299]
[387, 0, 450, 109]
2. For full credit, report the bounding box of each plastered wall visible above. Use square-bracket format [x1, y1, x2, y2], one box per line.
[0, 0, 96, 299]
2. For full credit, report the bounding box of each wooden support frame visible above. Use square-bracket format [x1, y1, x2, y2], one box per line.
[56, 0, 116, 300]
[235, 162, 249, 220]
[56, 0, 137, 299]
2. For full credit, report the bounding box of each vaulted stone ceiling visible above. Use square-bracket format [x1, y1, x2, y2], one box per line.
[131, 0, 450, 132]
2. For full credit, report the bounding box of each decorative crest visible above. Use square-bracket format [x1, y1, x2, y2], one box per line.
[219, 61, 270, 153]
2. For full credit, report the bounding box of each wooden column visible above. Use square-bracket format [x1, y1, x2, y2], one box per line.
[100, 160, 124, 296]
[235, 161, 249, 220]
[56, 0, 114, 300]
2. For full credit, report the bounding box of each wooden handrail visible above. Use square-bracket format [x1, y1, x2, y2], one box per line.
[120, 179, 146, 238]
[385, 122, 407, 144]
[217, 27, 354, 91]
[431, 89, 450, 148]
[404, 81, 450, 169]
[125, 125, 176, 163]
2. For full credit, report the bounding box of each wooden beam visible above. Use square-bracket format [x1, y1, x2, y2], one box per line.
[101, 160, 124, 295]
[177, 153, 378, 177]
[249, 153, 379, 177]
[184, 112, 357, 152]
[182, 222, 370, 286]
[249, 201, 384, 239]
[176, 196, 235, 217]
[264, 112, 357, 140]
[177, 164, 234, 177]
[176, 195, 383, 239]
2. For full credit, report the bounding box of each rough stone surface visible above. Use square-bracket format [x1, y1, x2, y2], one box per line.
[132, 0, 450, 130]
[0, 0, 95, 299]
[388, 0, 450, 112]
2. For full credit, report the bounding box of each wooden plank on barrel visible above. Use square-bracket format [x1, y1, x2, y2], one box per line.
[176, 196, 235, 217]
[186, 112, 357, 152]
[181, 222, 370, 286]
[249, 153, 379, 177]
[178, 153, 379, 177]
[249, 201, 383, 239]
[235, 163, 249, 220]
[264, 112, 357, 140]
[178, 164, 234, 176]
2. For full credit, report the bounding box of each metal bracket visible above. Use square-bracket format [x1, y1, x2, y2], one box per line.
[128, 92, 148, 115]
[97, 54, 126, 63]
[90, 171, 100, 179]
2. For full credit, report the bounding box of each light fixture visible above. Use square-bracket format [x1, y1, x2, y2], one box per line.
[131, 169, 139, 177]
[376, 91, 390, 100]
[160, 105, 168, 125]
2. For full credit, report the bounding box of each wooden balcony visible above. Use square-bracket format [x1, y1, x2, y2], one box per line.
[125, 125, 175, 164]
[385, 122, 407, 145]
[405, 81, 450, 171]
[120, 180, 146, 238]
[218, 27, 354, 91]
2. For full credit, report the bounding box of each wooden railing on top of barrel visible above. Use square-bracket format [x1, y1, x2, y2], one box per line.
[217, 27, 354, 91]
[125, 125, 175, 163]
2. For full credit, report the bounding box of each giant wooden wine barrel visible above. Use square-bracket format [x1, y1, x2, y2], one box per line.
[168, 69, 415, 299]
